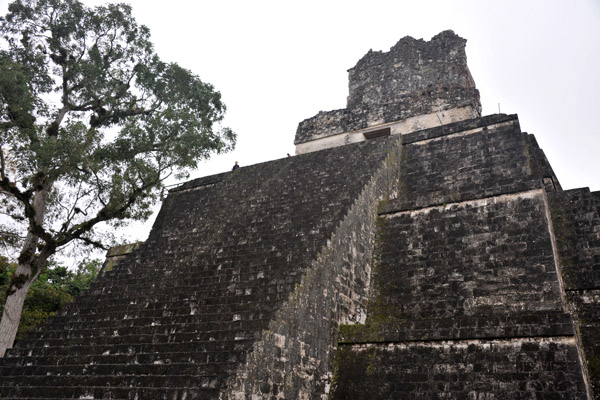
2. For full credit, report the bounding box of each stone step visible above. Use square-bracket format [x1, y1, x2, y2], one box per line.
[92, 266, 305, 290]
[97, 239, 315, 262]
[0, 359, 237, 376]
[60, 294, 214, 311]
[0, 373, 223, 388]
[59, 289, 256, 311]
[0, 361, 235, 377]
[7, 337, 256, 359]
[26, 316, 269, 339]
[10, 335, 256, 356]
[28, 310, 272, 339]
[71, 281, 298, 309]
[46, 301, 282, 325]
[60, 294, 286, 314]
[39, 316, 271, 337]
[19, 320, 269, 342]
[42, 313, 235, 329]
[1, 349, 245, 367]
[82, 276, 301, 301]
[0, 383, 221, 399]
[38, 314, 237, 332]
[93, 270, 301, 289]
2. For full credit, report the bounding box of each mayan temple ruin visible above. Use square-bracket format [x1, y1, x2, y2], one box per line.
[0, 30, 598, 399]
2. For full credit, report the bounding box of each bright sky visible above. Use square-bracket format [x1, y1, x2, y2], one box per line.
[1, 0, 599, 251]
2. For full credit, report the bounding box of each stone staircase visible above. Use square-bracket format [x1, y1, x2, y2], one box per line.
[0, 136, 397, 399]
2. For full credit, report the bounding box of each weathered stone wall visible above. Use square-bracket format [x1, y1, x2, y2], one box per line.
[347, 31, 476, 109]
[294, 106, 477, 155]
[388, 113, 537, 210]
[374, 190, 562, 321]
[295, 30, 481, 148]
[549, 188, 600, 397]
[331, 115, 592, 399]
[550, 188, 600, 290]
[333, 338, 586, 399]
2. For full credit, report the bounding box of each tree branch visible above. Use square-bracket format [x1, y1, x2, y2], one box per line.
[74, 235, 109, 251]
[0, 175, 56, 249]
[54, 175, 161, 249]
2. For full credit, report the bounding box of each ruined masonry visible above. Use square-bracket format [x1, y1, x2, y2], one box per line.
[0, 30, 598, 399]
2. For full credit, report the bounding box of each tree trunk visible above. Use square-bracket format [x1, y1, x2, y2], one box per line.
[0, 186, 50, 357]
[0, 265, 38, 357]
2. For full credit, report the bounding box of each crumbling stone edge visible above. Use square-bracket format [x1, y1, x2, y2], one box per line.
[99, 242, 144, 277]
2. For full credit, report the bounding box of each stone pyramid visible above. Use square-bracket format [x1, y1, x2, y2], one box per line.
[0, 31, 597, 400]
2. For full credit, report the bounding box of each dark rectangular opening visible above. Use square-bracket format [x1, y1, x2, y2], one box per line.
[363, 127, 391, 140]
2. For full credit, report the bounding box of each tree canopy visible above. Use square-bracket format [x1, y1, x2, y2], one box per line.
[0, 0, 235, 355]
[1, 0, 235, 255]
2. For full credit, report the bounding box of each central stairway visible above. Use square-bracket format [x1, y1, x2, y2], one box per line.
[0, 136, 397, 399]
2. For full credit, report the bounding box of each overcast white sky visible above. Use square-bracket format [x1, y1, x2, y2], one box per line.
[1, 0, 599, 251]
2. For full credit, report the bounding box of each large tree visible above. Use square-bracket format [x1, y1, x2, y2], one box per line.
[0, 0, 235, 356]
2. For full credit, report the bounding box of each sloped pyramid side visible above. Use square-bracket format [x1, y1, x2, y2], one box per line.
[0, 135, 399, 399]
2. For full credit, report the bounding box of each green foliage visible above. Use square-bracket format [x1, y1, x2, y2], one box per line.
[0, 0, 233, 351]
[0, 0, 235, 256]
[0, 257, 101, 340]
[0, 256, 13, 288]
